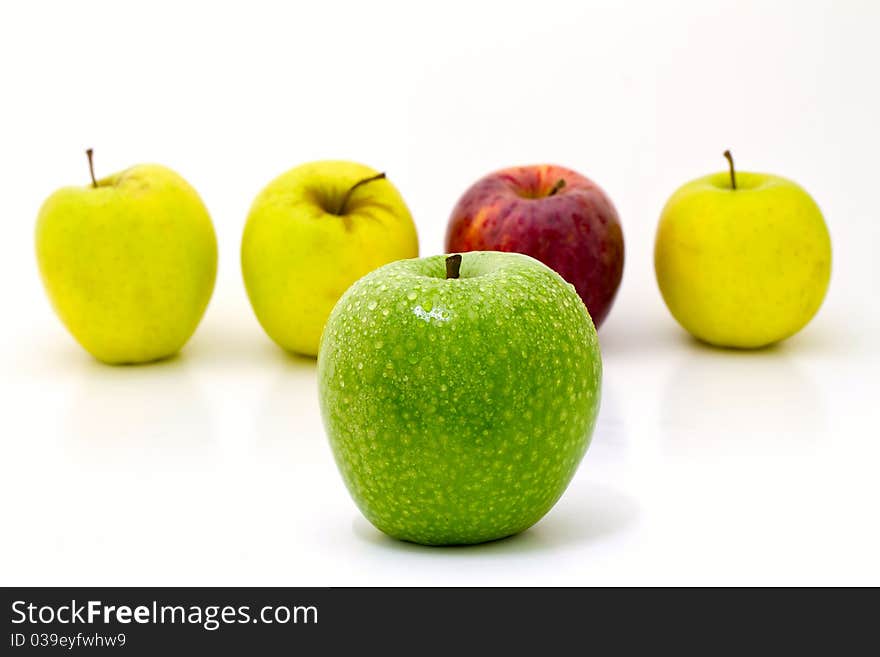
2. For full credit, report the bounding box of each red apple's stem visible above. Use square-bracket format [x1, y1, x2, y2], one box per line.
[723, 150, 737, 190]
[336, 172, 386, 215]
[445, 254, 462, 279]
[548, 179, 566, 196]
[86, 148, 98, 188]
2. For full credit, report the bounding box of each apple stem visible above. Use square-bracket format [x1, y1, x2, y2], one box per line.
[86, 148, 98, 188]
[548, 179, 566, 196]
[723, 150, 737, 190]
[336, 172, 386, 215]
[445, 254, 462, 279]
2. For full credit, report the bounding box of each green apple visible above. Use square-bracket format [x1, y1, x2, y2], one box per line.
[35, 150, 218, 364]
[318, 251, 601, 545]
[241, 160, 418, 357]
[655, 151, 832, 348]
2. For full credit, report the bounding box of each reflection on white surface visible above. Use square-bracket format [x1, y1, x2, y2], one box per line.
[254, 352, 330, 472]
[64, 355, 214, 469]
[590, 375, 628, 457]
[661, 338, 824, 460]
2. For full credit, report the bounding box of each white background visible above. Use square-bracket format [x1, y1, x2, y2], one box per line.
[1, 0, 878, 585]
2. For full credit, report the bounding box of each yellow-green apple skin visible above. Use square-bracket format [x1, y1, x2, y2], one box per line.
[241, 160, 418, 357]
[654, 171, 831, 348]
[35, 164, 218, 364]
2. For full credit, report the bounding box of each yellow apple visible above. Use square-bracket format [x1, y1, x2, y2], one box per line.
[655, 152, 831, 348]
[241, 160, 418, 357]
[35, 150, 218, 364]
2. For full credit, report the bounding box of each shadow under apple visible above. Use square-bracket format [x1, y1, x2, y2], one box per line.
[351, 482, 638, 555]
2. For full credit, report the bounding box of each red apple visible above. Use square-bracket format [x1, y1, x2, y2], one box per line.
[445, 164, 624, 328]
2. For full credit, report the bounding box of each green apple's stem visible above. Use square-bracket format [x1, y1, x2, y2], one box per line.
[723, 150, 737, 190]
[336, 172, 386, 215]
[86, 148, 98, 188]
[445, 254, 462, 279]
[548, 179, 566, 196]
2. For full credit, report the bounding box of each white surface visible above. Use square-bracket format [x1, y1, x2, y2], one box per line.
[1, 0, 878, 585]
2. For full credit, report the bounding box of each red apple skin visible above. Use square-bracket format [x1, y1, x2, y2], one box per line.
[445, 164, 624, 328]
